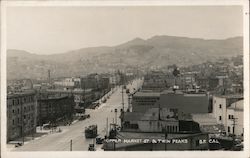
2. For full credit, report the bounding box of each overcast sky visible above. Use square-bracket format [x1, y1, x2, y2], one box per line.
[7, 6, 243, 55]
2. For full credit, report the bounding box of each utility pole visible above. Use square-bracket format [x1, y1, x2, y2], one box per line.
[106, 117, 109, 138]
[121, 86, 124, 112]
[70, 139, 73, 151]
[127, 93, 131, 112]
[232, 117, 238, 147]
[114, 108, 117, 125]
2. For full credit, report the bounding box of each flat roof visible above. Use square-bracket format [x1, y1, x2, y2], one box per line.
[133, 91, 160, 97]
[46, 88, 92, 94]
[214, 94, 243, 99]
[7, 90, 36, 98]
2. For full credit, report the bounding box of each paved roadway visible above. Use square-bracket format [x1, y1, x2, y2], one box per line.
[12, 78, 143, 151]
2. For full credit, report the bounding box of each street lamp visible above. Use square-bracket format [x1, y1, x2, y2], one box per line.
[114, 108, 118, 125]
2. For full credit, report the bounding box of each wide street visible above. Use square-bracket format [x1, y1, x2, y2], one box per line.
[12, 78, 143, 151]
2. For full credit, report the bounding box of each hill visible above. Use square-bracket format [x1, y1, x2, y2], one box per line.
[7, 35, 243, 80]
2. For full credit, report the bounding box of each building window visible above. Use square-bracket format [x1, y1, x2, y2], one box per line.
[219, 104, 222, 109]
[195, 140, 199, 146]
[12, 109, 15, 114]
[219, 116, 222, 121]
[17, 109, 20, 114]
[228, 115, 234, 119]
[228, 126, 230, 133]
[12, 119, 15, 125]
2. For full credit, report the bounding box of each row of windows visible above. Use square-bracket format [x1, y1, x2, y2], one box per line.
[11, 113, 34, 125]
[8, 95, 35, 106]
[11, 105, 34, 115]
[219, 115, 235, 121]
[165, 125, 178, 133]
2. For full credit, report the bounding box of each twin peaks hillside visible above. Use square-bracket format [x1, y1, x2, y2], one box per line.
[7, 35, 243, 80]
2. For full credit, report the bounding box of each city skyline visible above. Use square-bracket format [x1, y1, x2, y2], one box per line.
[7, 6, 243, 55]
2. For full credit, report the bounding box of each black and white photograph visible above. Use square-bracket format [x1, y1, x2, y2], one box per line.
[0, 1, 249, 158]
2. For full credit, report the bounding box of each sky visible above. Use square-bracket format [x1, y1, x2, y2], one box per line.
[6, 6, 243, 55]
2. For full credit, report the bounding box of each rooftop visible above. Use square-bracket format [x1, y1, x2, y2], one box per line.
[228, 99, 243, 110]
[7, 90, 36, 98]
[133, 91, 160, 97]
[215, 94, 243, 99]
[46, 88, 92, 94]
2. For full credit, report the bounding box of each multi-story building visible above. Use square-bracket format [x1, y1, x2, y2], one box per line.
[212, 95, 243, 135]
[226, 100, 243, 136]
[7, 90, 37, 142]
[54, 77, 81, 89]
[131, 91, 160, 113]
[123, 89, 209, 132]
[37, 95, 74, 126]
[142, 71, 168, 92]
[159, 90, 210, 114]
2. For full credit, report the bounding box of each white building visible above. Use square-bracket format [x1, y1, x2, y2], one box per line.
[54, 77, 81, 88]
[212, 95, 243, 136]
[226, 100, 243, 136]
[212, 96, 227, 125]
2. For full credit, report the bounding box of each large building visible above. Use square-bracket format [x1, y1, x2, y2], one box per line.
[122, 89, 209, 133]
[7, 90, 37, 142]
[131, 91, 160, 113]
[143, 71, 167, 91]
[131, 90, 210, 114]
[37, 95, 74, 126]
[212, 95, 243, 126]
[226, 100, 243, 136]
[54, 77, 81, 89]
[159, 90, 210, 114]
[212, 95, 243, 136]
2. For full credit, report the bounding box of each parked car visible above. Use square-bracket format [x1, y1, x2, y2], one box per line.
[88, 144, 96, 151]
[96, 136, 104, 144]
